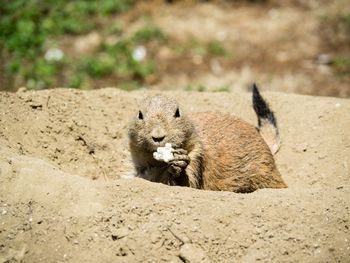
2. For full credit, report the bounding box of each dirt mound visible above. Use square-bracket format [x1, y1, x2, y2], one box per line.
[0, 88, 349, 262]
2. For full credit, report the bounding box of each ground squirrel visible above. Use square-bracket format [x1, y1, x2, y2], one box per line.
[128, 84, 286, 192]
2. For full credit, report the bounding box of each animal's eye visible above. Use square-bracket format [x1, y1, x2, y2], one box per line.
[174, 108, 180, 118]
[138, 111, 143, 120]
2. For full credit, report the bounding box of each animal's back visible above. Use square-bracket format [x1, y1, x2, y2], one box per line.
[190, 112, 286, 192]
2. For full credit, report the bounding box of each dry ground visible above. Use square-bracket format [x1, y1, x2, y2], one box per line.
[0, 88, 349, 262]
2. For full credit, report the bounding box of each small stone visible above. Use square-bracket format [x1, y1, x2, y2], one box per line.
[315, 54, 333, 65]
[318, 152, 327, 160]
[297, 143, 308, 153]
[179, 244, 210, 263]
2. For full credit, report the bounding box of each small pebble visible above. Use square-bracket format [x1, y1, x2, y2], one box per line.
[315, 54, 332, 65]
[179, 244, 210, 263]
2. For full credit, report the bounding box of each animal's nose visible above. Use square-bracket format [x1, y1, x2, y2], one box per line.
[151, 126, 166, 143]
[152, 135, 165, 143]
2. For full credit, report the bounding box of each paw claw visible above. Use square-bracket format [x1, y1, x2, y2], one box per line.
[167, 148, 190, 177]
[168, 165, 182, 176]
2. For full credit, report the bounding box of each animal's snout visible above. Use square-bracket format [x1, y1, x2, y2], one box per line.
[151, 126, 166, 143]
[152, 135, 165, 143]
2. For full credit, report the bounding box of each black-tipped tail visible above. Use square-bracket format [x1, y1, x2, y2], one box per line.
[252, 83, 280, 154]
[252, 83, 277, 128]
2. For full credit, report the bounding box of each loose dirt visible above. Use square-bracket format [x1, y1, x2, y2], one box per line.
[0, 88, 349, 262]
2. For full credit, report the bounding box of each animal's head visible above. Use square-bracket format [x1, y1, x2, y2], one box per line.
[128, 95, 194, 152]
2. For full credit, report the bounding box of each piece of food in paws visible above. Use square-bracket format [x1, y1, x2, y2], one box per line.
[153, 143, 174, 162]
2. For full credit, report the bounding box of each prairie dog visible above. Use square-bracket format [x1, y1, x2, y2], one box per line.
[128, 84, 286, 192]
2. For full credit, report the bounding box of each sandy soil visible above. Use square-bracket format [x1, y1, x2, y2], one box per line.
[0, 88, 349, 262]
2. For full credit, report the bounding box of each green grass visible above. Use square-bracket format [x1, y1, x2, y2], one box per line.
[213, 84, 231, 92]
[79, 56, 116, 78]
[319, 13, 350, 46]
[118, 81, 142, 91]
[76, 22, 162, 86]
[207, 41, 228, 56]
[0, 0, 135, 90]
[0, 1, 231, 91]
[320, 13, 350, 33]
[173, 38, 228, 58]
[186, 84, 232, 92]
[333, 56, 350, 76]
[132, 24, 167, 43]
[185, 84, 206, 92]
[318, 13, 350, 77]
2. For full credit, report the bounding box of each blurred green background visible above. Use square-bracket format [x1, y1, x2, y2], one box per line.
[0, 0, 349, 97]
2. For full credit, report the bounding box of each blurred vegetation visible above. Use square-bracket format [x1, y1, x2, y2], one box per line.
[0, 0, 348, 94]
[319, 13, 350, 76]
[185, 83, 231, 92]
[174, 38, 228, 57]
[319, 13, 350, 49]
[0, 0, 151, 90]
[0, 0, 232, 91]
[333, 56, 350, 76]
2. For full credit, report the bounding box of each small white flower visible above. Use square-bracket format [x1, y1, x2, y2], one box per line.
[45, 48, 64, 62]
[132, 46, 146, 62]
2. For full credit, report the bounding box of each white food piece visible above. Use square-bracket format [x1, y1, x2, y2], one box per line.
[153, 143, 174, 163]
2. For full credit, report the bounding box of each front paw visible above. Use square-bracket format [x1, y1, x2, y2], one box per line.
[168, 149, 190, 177]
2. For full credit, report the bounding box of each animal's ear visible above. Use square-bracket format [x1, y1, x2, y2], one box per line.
[138, 110, 144, 120]
[174, 108, 180, 118]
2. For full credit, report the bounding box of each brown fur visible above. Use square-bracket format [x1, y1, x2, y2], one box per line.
[259, 118, 281, 155]
[128, 95, 287, 192]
